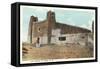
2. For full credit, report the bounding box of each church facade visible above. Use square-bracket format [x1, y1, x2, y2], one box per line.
[28, 11, 92, 46]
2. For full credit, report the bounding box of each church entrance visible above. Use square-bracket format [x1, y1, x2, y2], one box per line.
[36, 37, 40, 47]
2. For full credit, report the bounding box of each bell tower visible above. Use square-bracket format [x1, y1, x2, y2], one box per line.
[47, 10, 56, 23]
[28, 16, 38, 43]
[47, 10, 56, 44]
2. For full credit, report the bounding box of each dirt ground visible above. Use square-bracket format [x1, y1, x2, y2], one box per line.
[22, 43, 93, 61]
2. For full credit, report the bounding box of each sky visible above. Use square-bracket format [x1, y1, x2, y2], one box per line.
[20, 6, 95, 42]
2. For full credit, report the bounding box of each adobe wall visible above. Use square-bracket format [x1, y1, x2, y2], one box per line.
[51, 33, 90, 46]
[31, 20, 48, 44]
[55, 23, 91, 34]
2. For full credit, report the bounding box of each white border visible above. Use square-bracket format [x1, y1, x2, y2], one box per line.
[20, 5, 96, 64]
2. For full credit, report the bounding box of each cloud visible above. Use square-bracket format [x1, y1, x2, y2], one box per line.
[64, 18, 76, 26]
[80, 20, 92, 31]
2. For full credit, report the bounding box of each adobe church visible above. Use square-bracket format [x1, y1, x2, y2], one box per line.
[28, 11, 92, 47]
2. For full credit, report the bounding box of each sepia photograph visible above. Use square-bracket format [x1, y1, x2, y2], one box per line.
[14, 3, 97, 65]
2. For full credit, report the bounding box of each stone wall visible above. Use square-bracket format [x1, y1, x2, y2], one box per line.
[51, 32, 90, 46]
[55, 23, 91, 34]
[51, 29, 91, 46]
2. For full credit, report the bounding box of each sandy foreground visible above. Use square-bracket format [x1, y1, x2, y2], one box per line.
[22, 43, 93, 61]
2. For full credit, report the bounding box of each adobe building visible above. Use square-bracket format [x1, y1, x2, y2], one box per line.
[28, 10, 92, 46]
